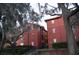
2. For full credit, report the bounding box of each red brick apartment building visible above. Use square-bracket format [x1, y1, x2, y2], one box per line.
[45, 16, 79, 48]
[16, 24, 47, 48]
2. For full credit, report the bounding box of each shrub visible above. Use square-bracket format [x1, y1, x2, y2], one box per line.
[1, 45, 35, 55]
[52, 42, 67, 49]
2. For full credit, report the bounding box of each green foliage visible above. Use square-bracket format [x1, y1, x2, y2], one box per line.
[77, 42, 79, 47]
[52, 42, 67, 49]
[1, 46, 34, 55]
[41, 43, 48, 49]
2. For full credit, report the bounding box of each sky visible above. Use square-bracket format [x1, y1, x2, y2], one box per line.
[0, 3, 75, 30]
[30, 3, 59, 30]
[30, 3, 75, 30]
[0, 3, 59, 30]
[0, 0, 79, 59]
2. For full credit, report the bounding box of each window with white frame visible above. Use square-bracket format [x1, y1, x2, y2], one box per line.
[52, 20, 54, 24]
[53, 38, 57, 43]
[20, 43, 24, 46]
[52, 28, 56, 33]
[31, 42, 34, 46]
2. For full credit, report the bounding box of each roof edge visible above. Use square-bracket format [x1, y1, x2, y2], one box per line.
[45, 15, 62, 22]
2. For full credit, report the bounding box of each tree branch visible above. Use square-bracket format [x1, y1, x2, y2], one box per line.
[67, 6, 79, 20]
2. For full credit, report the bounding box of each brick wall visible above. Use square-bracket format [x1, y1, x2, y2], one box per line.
[46, 17, 67, 48]
[16, 26, 47, 48]
[46, 16, 79, 48]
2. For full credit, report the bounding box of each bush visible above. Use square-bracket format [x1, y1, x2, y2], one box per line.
[76, 42, 79, 47]
[1, 45, 36, 55]
[52, 42, 67, 49]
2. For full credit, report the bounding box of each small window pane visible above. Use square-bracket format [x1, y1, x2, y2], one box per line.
[20, 43, 24, 46]
[53, 38, 57, 43]
[52, 20, 54, 24]
[31, 42, 34, 46]
[52, 28, 56, 33]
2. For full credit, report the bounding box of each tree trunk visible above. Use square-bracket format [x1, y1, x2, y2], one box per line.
[58, 3, 77, 54]
[0, 24, 6, 54]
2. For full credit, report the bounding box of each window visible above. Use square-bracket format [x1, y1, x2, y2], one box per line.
[31, 42, 34, 46]
[20, 43, 24, 46]
[52, 28, 56, 33]
[53, 38, 57, 43]
[20, 38, 23, 40]
[52, 20, 54, 24]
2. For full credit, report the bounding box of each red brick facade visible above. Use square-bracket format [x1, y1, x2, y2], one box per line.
[45, 17, 66, 48]
[16, 25, 47, 48]
[45, 16, 79, 48]
[16, 32, 28, 46]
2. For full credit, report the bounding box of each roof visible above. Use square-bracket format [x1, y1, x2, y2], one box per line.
[45, 16, 62, 22]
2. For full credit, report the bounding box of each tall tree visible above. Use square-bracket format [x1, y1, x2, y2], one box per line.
[58, 3, 79, 54]
[38, 3, 79, 54]
[0, 3, 41, 54]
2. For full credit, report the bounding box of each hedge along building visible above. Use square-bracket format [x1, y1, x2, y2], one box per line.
[16, 23, 47, 48]
[45, 16, 79, 48]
